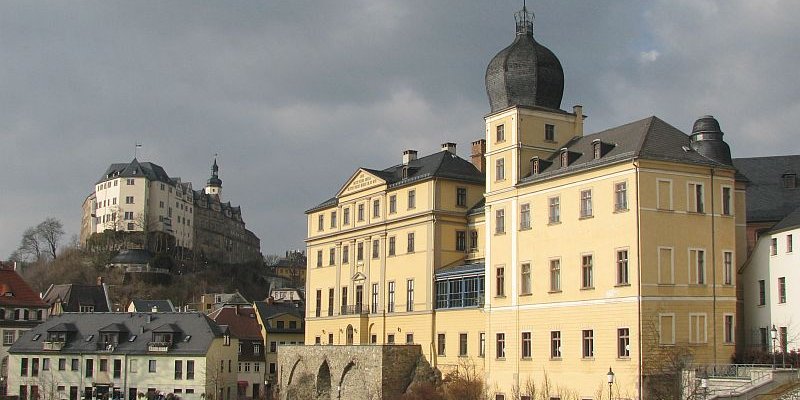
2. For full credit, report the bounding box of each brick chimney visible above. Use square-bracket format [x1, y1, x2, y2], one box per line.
[471, 139, 486, 173]
[403, 150, 418, 165]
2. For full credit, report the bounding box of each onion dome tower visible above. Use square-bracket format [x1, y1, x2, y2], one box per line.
[205, 157, 223, 198]
[690, 115, 733, 165]
[485, 4, 565, 113]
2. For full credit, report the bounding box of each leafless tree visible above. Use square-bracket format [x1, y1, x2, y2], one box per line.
[37, 218, 65, 259]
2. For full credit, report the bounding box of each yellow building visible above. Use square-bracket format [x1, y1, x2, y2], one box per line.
[303, 6, 744, 399]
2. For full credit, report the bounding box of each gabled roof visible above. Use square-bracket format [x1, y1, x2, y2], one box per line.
[308, 150, 484, 212]
[42, 284, 112, 313]
[207, 306, 263, 341]
[129, 299, 175, 312]
[0, 268, 48, 308]
[98, 158, 173, 184]
[520, 116, 731, 185]
[768, 205, 800, 234]
[10, 312, 224, 355]
[733, 155, 800, 223]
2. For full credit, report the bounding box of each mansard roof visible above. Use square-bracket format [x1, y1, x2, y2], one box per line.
[98, 158, 172, 184]
[520, 116, 733, 185]
[307, 150, 484, 212]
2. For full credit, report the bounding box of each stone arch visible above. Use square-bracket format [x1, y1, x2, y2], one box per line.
[336, 360, 357, 399]
[345, 325, 354, 345]
[368, 323, 375, 343]
[286, 358, 302, 387]
[316, 360, 332, 400]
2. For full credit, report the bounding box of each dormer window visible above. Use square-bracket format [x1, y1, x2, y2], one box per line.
[531, 157, 540, 175]
[593, 140, 601, 159]
[560, 149, 569, 168]
[47, 332, 66, 342]
[783, 173, 797, 189]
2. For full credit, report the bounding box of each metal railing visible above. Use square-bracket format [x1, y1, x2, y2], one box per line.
[339, 305, 369, 315]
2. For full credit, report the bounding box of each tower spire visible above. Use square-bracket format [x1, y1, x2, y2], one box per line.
[205, 154, 223, 198]
[515, 2, 534, 36]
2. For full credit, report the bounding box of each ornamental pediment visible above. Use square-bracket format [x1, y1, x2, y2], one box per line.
[337, 169, 386, 197]
[351, 272, 367, 282]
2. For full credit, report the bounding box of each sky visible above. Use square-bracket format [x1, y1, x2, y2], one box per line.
[2, 0, 800, 258]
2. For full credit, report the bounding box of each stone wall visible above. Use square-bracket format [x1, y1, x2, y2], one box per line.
[277, 344, 426, 400]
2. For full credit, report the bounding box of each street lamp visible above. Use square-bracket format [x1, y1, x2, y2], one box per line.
[607, 367, 614, 400]
[771, 324, 778, 369]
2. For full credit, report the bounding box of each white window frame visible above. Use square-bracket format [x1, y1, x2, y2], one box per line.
[723, 251, 734, 286]
[656, 178, 673, 210]
[721, 185, 733, 216]
[723, 313, 735, 344]
[689, 313, 708, 344]
[659, 313, 676, 345]
[687, 182, 705, 213]
[688, 248, 706, 285]
[657, 246, 675, 285]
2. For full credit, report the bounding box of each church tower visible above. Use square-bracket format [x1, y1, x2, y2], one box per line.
[205, 157, 223, 198]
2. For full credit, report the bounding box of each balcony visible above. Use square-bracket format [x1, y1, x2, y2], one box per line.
[340, 304, 369, 316]
[147, 341, 172, 352]
[43, 341, 65, 351]
[97, 342, 117, 352]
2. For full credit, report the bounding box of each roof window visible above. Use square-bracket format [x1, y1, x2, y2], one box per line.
[783, 173, 797, 189]
[32, 334, 41, 341]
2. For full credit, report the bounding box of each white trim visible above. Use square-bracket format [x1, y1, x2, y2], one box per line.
[723, 313, 735, 344]
[687, 181, 705, 213]
[656, 178, 673, 210]
[687, 247, 707, 285]
[689, 312, 708, 344]
[658, 313, 676, 345]
[657, 246, 675, 285]
[487, 295, 638, 312]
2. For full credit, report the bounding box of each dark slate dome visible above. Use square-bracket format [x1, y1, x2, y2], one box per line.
[485, 6, 564, 113]
[690, 115, 733, 165]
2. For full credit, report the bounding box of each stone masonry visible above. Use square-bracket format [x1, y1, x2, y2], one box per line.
[277, 344, 430, 400]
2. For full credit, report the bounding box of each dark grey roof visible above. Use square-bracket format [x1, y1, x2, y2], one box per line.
[520, 116, 732, 185]
[467, 198, 485, 215]
[253, 301, 304, 333]
[10, 312, 225, 355]
[733, 155, 800, 223]
[42, 284, 112, 313]
[308, 150, 484, 212]
[110, 249, 153, 265]
[98, 159, 172, 184]
[435, 262, 485, 279]
[769, 206, 800, 234]
[130, 299, 175, 312]
[485, 7, 564, 113]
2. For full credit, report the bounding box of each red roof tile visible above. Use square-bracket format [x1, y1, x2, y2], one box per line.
[0, 268, 48, 308]
[208, 306, 262, 340]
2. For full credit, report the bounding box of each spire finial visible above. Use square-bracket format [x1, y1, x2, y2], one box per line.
[515, 2, 534, 36]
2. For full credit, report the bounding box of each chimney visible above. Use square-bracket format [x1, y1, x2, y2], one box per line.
[402, 150, 418, 165]
[96, 276, 104, 286]
[267, 296, 274, 305]
[573, 105, 584, 137]
[441, 142, 457, 154]
[151, 306, 158, 313]
[471, 139, 486, 173]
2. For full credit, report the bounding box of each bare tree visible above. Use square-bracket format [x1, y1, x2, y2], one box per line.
[37, 217, 64, 259]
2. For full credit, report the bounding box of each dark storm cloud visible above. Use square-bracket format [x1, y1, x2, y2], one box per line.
[2, 1, 799, 258]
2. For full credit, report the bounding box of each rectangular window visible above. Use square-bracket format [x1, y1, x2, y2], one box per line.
[496, 124, 505, 142]
[316, 250, 322, 267]
[387, 334, 395, 344]
[582, 330, 594, 358]
[456, 231, 466, 251]
[659, 314, 675, 345]
[99, 358, 107, 372]
[343, 208, 350, 225]
[86, 359, 93, 377]
[723, 251, 733, 285]
[58, 358, 66, 371]
[779, 277, 787, 303]
[724, 315, 735, 344]
[788, 234, 794, 253]
[71, 359, 79, 371]
[470, 230, 478, 250]
[125, 196, 134, 204]
[456, 188, 467, 207]
[615, 182, 628, 211]
[580, 190, 593, 218]
[406, 279, 414, 312]
[148, 360, 156, 373]
[371, 283, 379, 314]
[318, 215, 324, 231]
[329, 248, 335, 266]
[341, 286, 348, 311]
[372, 240, 379, 259]
[520, 203, 531, 230]
[459, 333, 468, 356]
[126, 178, 134, 185]
[544, 124, 555, 141]
[3, 330, 15, 345]
[691, 249, 706, 284]
[373, 199, 380, 218]
[406, 333, 414, 344]
[407, 232, 415, 253]
[689, 314, 707, 343]
[496, 333, 506, 359]
[20, 358, 28, 376]
[174, 360, 182, 380]
[520, 263, 531, 295]
[496, 267, 505, 297]
[657, 179, 672, 210]
[437, 333, 446, 356]
[548, 197, 560, 223]
[550, 331, 561, 358]
[495, 209, 505, 234]
[124, 211, 134, 220]
[689, 183, 704, 213]
[408, 190, 416, 209]
[479, 332, 486, 357]
[496, 158, 505, 181]
[617, 250, 629, 285]
[521, 332, 532, 359]
[357, 242, 364, 261]
[772, 238, 778, 255]
[388, 282, 395, 313]
[388, 237, 396, 256]
[658, 247, 674, 284]
[342, 246, 349, 264]
[581, 255, 593, 289]
[315, 290, 322, 317]
[330, 211, 337, 228]
[328, 289, 334, 316]
[389, 195, 397, 214]
[759, 280, 766, 306]
[550, 259, 561, 292]
[618, 328, 630, 357]
[722, 187, 732, 215]
[357, 204, 365, 221]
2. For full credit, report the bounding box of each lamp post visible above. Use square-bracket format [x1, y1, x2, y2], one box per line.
[771, 325, 778, 369]
[607, 367, 614, 400]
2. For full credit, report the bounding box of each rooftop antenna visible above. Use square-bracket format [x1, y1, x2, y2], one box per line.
[134, 142, 142, 159]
